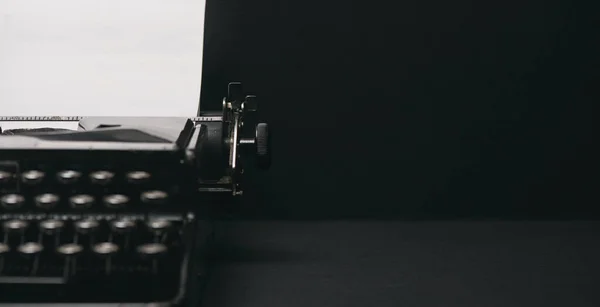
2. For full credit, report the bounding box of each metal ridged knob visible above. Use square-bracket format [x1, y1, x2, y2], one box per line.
[21, 170, 45, 184]
[90, 170, 115, 185]
[256, 123, 271, 170]
[35, 193, 60, 209]
[57, 170, 82, 184]
[1, 194, 25, 209]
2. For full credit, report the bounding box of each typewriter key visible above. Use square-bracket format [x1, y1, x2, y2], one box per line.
[57, 170, 82, 184]
[35, 193, 60, 209]
[0, 171, 13, 184]
[111, 219, 135, 248]
[39, 219, 65, 247]
[21, 170, 45, 184]
[111, 219, 136, 233]
[126, 171, 151, 183]
[0, 243, 9, 273]
[140, 190, 168, 205]
[90, 170, 115, 185]
[147, 219, 171, 233]
[75, 219, 99, 234]
[92, 242, 119, 274]
[103, 194, 129, 209]
[18, 242, 44, 255]
[3, 219, 29, 244]
[136, 243, 168, 274]
[70, 194, 95, 209]
[74, 219, 99, 245]
[1, 194, 25, 209]
[0, 243, 9, 253]
[57, 243, 83, 277]
[40, 219, 65, 234]
[17, 242, 44, 274]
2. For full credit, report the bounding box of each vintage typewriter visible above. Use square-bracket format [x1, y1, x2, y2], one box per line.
[0, 82, 270, 306]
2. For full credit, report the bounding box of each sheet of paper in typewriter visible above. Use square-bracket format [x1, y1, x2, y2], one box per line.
[0, 0, 206, 119]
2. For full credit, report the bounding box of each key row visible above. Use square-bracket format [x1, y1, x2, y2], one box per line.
[2, 218, 174, 235]
[1, 190, 168, 210]
[0, 169, 152, 185]
[0, 241, 169, 275]
[0, 241, 168, 257]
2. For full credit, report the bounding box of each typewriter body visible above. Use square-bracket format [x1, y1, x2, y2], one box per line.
[0, 82, 270, 306]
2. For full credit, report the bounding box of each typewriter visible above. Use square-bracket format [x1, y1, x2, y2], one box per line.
[0, 82, 270, 306]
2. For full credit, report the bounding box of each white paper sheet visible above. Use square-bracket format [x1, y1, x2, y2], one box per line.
[0, 0, 206, 120]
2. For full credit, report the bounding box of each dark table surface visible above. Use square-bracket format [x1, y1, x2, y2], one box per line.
[202, 221, 600, 307]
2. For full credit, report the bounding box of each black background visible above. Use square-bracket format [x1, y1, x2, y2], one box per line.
[200, 0, 597, 220]
[195, 2, 600, 306]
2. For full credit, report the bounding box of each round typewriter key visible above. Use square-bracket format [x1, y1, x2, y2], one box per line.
[35, 193, 60, 209]
[92, 242, 119, 275]
[69, 194, 94, 209]
[0, 243, 9, 273]
[111, 219, 135, 248]
[147, 219, 171, 242]
[137, 243, 168, 256]
[3, 219, 29, 243]
[140, 190, 168, 204]
[103, 194, 129, 209]
[40, 219, 65, 247]
[111, 219, 135, 233]
[3, 219, 29, 232]
[93, 242, 119, 255]
[57, 243, 84, 277]
[21, 170, 45, 184]
[1, 194, 25, 209]
[57, 243, 84, 256]
[40, 219, 65, 234]
[18, 242, 44, 275]
[89, 170, 115, 185]
[0, 243, 9, 254]
[74, 219, 100, 246]
[137, 243, 168, 274]
[74, 219, 99, 234]
[18, 242, 44, 256]
[126, 171, 151, 183]
[147, 219, 171, 234]
[57, 170, 82, 184]
[0, 171, 13, 183]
